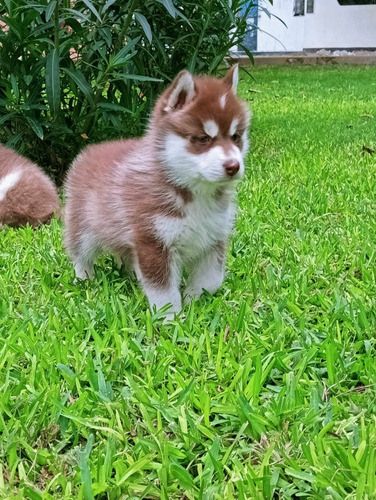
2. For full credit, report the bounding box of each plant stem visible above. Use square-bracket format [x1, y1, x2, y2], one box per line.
[114, 0, 140, 53]
[189, 14, 210, 73]
[54, 0, 60, 53]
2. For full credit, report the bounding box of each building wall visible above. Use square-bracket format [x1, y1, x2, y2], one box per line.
[304, 0, 376, 49]
[256, 0, 376, 52]
[257, 0, 305, 52]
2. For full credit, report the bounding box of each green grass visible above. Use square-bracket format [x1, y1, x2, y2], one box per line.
[1, 65, 376, 499]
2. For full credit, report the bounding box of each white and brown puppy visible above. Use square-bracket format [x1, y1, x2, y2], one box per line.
[0, 145, 59, 227]
[64, 65, 250, 319]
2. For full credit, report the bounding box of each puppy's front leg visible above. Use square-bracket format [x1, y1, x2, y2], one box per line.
[135, 237, 181, 320]
[184, 241, 227, 303]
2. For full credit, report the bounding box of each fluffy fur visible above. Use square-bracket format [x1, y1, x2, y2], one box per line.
[0, 145, 59, 227]
[64, 65, 251, 319]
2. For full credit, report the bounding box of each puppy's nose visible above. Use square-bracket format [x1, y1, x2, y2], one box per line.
[224, 160, 240, 177]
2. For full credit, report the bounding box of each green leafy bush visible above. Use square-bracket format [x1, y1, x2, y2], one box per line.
[0, 0, 271, 183]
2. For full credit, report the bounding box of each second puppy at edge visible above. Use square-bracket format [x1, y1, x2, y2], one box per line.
[64, 65, 251, 320]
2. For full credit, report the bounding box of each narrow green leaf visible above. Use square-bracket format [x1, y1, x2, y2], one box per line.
[156, 0, 176, 18]
[208, 447, 224, 481]
[0, 113, 15, 125]
[134, 13, 152, 43]
[10, 75, 19, 101]
[117, 455, 152, 486]
[238, 44, 255, 66]
[62, 68, 94, 105]
[170, 462, 196, 491]
[109, 52, 135, 69]
[111, 36, 140, 67]
[236, 300, 247, 330]
[78, 434, 95, 500]
[22, 486, 42, 500]
[81, 0, 101, 22]
[62, 8, 92, 23]
[6, 131, 23, 149]
[285, 468, 315, 483]
[45, 0, 56, 22]
[326, 339, 337, 385]
[57, 363, 75, 378]
[26, 117, 44, 139]
[97, 102, 132, 113]
[250, 353, 262, 400]
[103, 437, 116, 480]
[174, 7, 192, 27]
[102, 0, 116, 13]
[46, 49, 60, 116]
[177, 379, 195, 405]
[238, 395, 268, 438]
[116, 73, 163, 82]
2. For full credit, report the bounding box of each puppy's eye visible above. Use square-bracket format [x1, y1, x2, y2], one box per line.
[198, 136, 210, 144]
[232, 133, 240, 143]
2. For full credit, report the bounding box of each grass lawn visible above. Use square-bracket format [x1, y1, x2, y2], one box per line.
[1, 65, 376, 499]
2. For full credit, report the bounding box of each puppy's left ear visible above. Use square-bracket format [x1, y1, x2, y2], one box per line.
[165, 70, 196, 112]
[223, 64, 239, 94]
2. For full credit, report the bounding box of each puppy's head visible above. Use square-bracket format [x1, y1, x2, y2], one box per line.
[152, 65, 251, 188]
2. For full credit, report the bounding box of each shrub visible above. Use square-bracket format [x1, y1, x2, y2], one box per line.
[0, 0, 271, 183]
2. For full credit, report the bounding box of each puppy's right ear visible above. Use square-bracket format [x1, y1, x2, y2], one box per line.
[223, 64, 239, 94]
[164, 71, 195, 112]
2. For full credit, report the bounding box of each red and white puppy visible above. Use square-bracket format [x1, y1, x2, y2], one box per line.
[64, 65, 251, 319]
[0, 145, 59, 227]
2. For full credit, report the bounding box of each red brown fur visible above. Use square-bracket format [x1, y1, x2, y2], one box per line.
[64, 139, 187, 281]
[64, 65, 251, 319]
[0, 145, 59, 227]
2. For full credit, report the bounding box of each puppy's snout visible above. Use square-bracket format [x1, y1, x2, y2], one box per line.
[224, 160, 240, 177]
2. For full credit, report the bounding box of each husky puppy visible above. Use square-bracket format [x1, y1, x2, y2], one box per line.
[64, 65, 250, 319]
[0, 145, 59, 227]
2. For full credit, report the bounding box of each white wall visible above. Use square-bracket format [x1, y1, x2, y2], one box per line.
[304, 0, 376, 49]
[257, 0, 305, 52]
[257, 0, 376, 52]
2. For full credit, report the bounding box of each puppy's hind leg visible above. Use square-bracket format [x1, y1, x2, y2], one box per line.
[71, 230, 100, 281]
[74, 257, 95, 281]
[184, 240, 227, 303]
[114, 249, 135, 277]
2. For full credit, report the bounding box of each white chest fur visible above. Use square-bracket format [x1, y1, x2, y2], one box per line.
[154, 193, 235, 262]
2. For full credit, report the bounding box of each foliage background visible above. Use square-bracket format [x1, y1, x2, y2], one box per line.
[0, 0, 271, 183]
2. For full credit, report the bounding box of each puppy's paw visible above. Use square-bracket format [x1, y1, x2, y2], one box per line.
[162, 312, 177, 325]
[183, 288, 203, 305]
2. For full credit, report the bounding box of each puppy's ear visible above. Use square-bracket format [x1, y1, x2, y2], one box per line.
[223, 64, 239, 94]
[164, 70, 196, 112]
